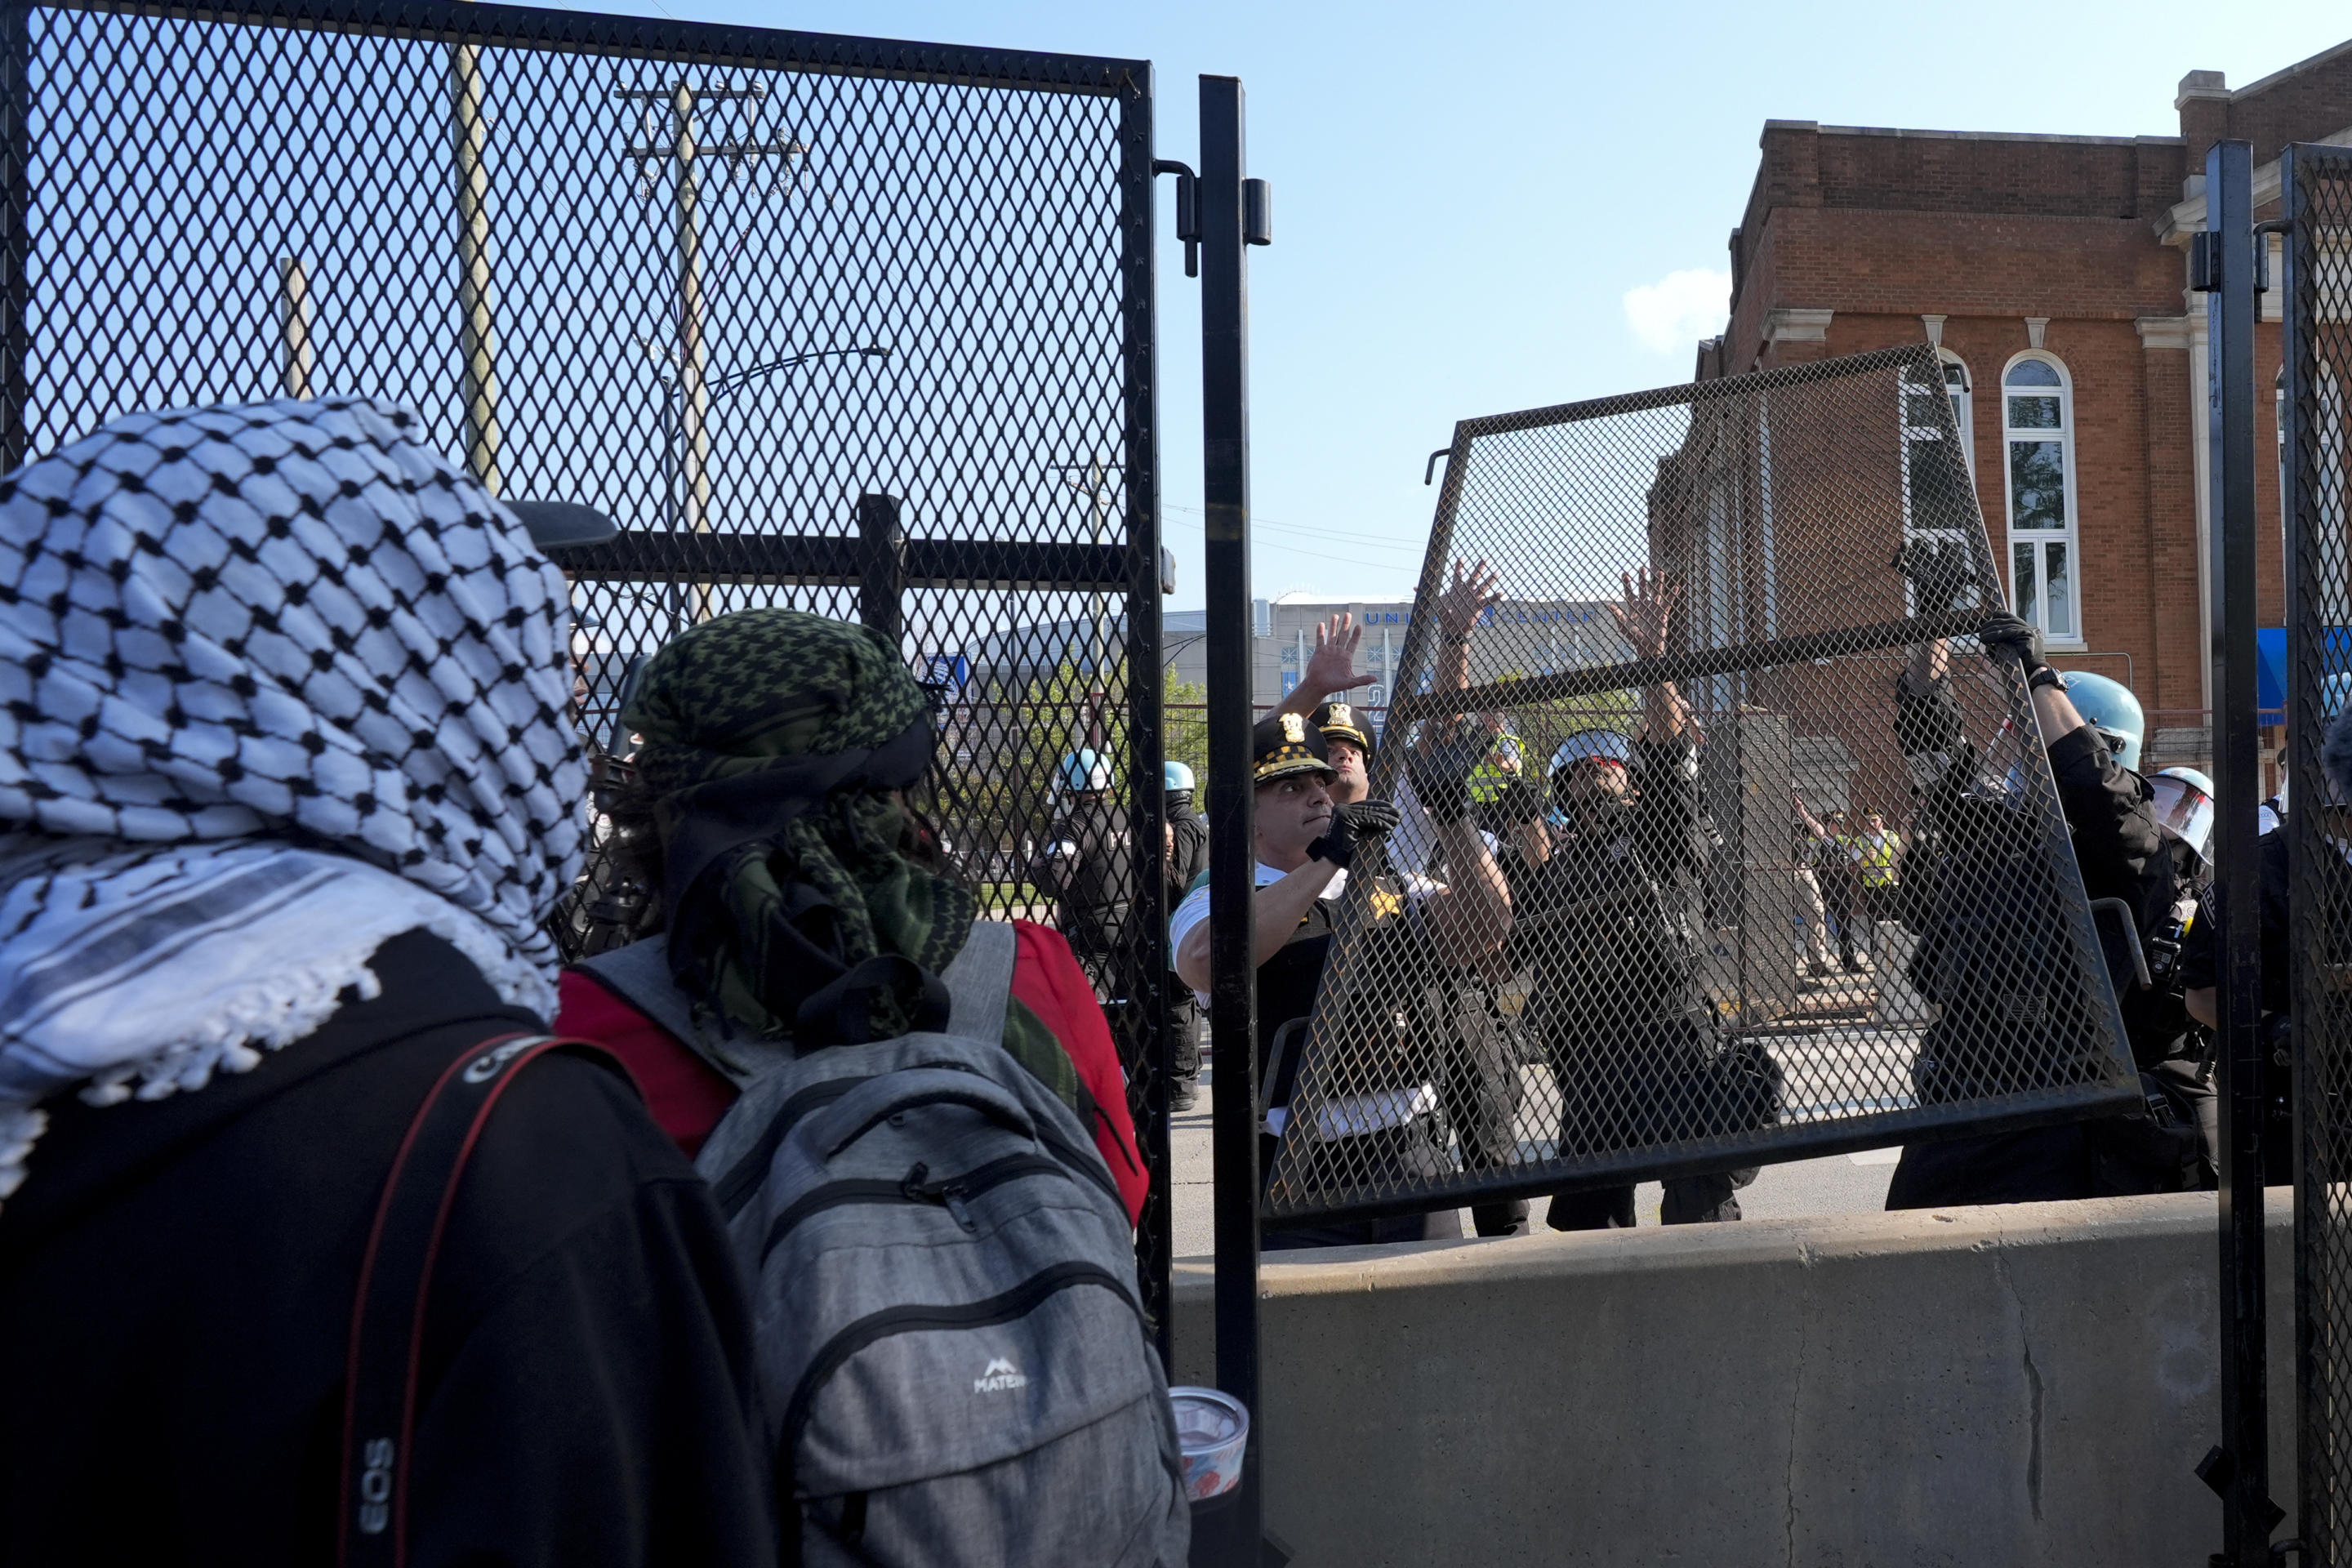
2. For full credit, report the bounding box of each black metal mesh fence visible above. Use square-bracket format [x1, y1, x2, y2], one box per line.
[2285, 140, 2352, 1564]
[2, 0, 1174, 1324]
[1263, 344, 2139, 1225]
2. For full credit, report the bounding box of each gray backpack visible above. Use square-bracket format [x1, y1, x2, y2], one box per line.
[689, 921, 1190, 1566]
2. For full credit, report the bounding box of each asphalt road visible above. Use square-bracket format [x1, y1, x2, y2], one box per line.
[1169, 1076, 1902, 1260]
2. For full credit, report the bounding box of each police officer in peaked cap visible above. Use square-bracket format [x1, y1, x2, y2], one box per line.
[1168, 710, 1512, 1247]
[1310, 699, 1376, 805]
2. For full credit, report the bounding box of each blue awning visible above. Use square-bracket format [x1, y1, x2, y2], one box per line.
[2254, 627, 2352, 724]
[2258, 627, 2286, 724]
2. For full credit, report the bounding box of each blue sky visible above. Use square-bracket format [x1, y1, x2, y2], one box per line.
[542, 0, 2352, 610]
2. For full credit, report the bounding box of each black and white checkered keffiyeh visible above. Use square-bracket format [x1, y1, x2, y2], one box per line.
[0, 399, 584, 1203]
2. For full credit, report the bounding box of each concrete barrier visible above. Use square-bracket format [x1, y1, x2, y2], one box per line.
[1170, 1191, 2296, 1566]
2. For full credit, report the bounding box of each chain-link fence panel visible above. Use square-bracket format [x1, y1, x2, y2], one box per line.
[2285, 140, 2352, 1566]
[1, 0, 1174, 1330]
[1263, 343, 2139, 1226]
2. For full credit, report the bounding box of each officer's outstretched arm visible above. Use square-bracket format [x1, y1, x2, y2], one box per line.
[1608, 566, 1690, 742]
[1173, 858, 1342, 994]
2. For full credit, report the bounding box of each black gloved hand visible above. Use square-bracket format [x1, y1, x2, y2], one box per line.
[1977, 608, 2047, 674]
[1406, 755, 1469, 822]
[1406, 720, 1485, 823]
[1475, 777, 1543, 834]
[1308, 800, 1401, 869]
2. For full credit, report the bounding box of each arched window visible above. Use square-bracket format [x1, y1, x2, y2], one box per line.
[2002, 354, 2079, 642]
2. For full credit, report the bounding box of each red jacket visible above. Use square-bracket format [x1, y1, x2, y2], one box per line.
[554, 920, 1147, 1226]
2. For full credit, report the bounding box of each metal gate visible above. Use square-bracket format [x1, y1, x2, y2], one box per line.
[2284, 136, 2352, 1564]
[1263, 343, 2140, 1227]
[0, 0, 1175, 1333]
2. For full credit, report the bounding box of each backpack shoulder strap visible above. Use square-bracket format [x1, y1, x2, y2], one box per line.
[941, 919, 1017, 1044]
[338, 1032, 632, 1568]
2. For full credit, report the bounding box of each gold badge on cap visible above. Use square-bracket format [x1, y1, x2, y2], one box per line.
[1328, 703, 1352, 730]
[1280, 712, 1306, 744]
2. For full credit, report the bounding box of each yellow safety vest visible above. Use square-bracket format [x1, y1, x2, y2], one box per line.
[1848, 831, 1900, 887]
[1466, 742, 1525, 804]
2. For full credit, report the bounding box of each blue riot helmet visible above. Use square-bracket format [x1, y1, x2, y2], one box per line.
[2056, 670, 2145, 772]
[2149, 767, 2216, 862]
[1060, 749, 1112, 794]
[1163, 760, 1196, 795]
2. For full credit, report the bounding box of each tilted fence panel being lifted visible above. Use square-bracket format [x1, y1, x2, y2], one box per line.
[2283, 140, 2352, 1566]
[1263, 343, 2140, 1227]
[1, 0, 1175, 1328]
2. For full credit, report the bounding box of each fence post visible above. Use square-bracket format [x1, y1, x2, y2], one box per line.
[1116, 65, 1175, 1371]
[2281, 138, 2322, 1566]
[2199, 136, 2282, 1568]
[1197, 70, 1266, 1567]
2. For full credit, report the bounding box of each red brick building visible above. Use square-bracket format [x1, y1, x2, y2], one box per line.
[1698, 39, 2352, 768]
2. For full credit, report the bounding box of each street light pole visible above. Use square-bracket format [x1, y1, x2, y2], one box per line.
[452, 24, 497, 492]
[620, 82, 804, 621]
[632, 343, 890, 639]
[1048, 460, 1116, 751]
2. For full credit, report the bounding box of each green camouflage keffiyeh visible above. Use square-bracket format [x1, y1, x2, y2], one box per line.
[624, 610, 1075, 1102]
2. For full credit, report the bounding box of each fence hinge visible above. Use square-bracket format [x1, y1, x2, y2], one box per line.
[2252, 218, 2292, 296]
[1152, 158, 1199, 278]
[2189, 231, 2221, 293]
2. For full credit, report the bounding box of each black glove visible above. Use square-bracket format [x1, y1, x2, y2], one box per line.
[1976, 609, 2047, 674]
[1308, 800, 1401, 869]
[1475, 777, 1543, 834]
[1407, 756, 1469, 822]
[1405, 721, 1485, 823]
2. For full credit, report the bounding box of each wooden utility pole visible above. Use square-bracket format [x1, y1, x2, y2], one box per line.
[619, 82, 803, 620]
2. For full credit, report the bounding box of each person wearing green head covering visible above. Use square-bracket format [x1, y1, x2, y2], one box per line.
[554, 608, 1146, 1221]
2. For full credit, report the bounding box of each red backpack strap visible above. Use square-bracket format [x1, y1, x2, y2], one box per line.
[337, 1032, 633, 1568]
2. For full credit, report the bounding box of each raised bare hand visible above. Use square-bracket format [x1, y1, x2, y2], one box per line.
[1302, 612, 1375, 700]
[1607, 565, 1682, 662]
[1434, 557, 1502, 639]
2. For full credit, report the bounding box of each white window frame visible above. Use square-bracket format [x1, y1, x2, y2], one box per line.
[2000, 350, 2083, 648]
[1896, 353, 1978, 618]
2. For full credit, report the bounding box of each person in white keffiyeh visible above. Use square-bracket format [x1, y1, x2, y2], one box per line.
[0, 397, 584, 1203]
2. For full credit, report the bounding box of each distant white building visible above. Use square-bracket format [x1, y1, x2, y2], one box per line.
[1249, 593, 1632, 728]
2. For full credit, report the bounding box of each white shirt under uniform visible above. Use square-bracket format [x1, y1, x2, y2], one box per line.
[1166, 861, 1439, 1140]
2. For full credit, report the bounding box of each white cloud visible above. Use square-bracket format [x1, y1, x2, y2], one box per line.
[1622, 268, 1731, 355]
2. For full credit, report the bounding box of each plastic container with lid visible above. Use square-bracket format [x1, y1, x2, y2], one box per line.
[1168, 1385, 1250, 1502]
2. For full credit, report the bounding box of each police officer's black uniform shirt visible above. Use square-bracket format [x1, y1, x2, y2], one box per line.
[1257, 889, 1338, 1111]
[1515, 737, 1708, 1043]
[2180, 828, 2289, 1016]
[1896, 669, 2184, 1066]
[1165, 794, 1209, 902]
[1032, 795, 1134, 955]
